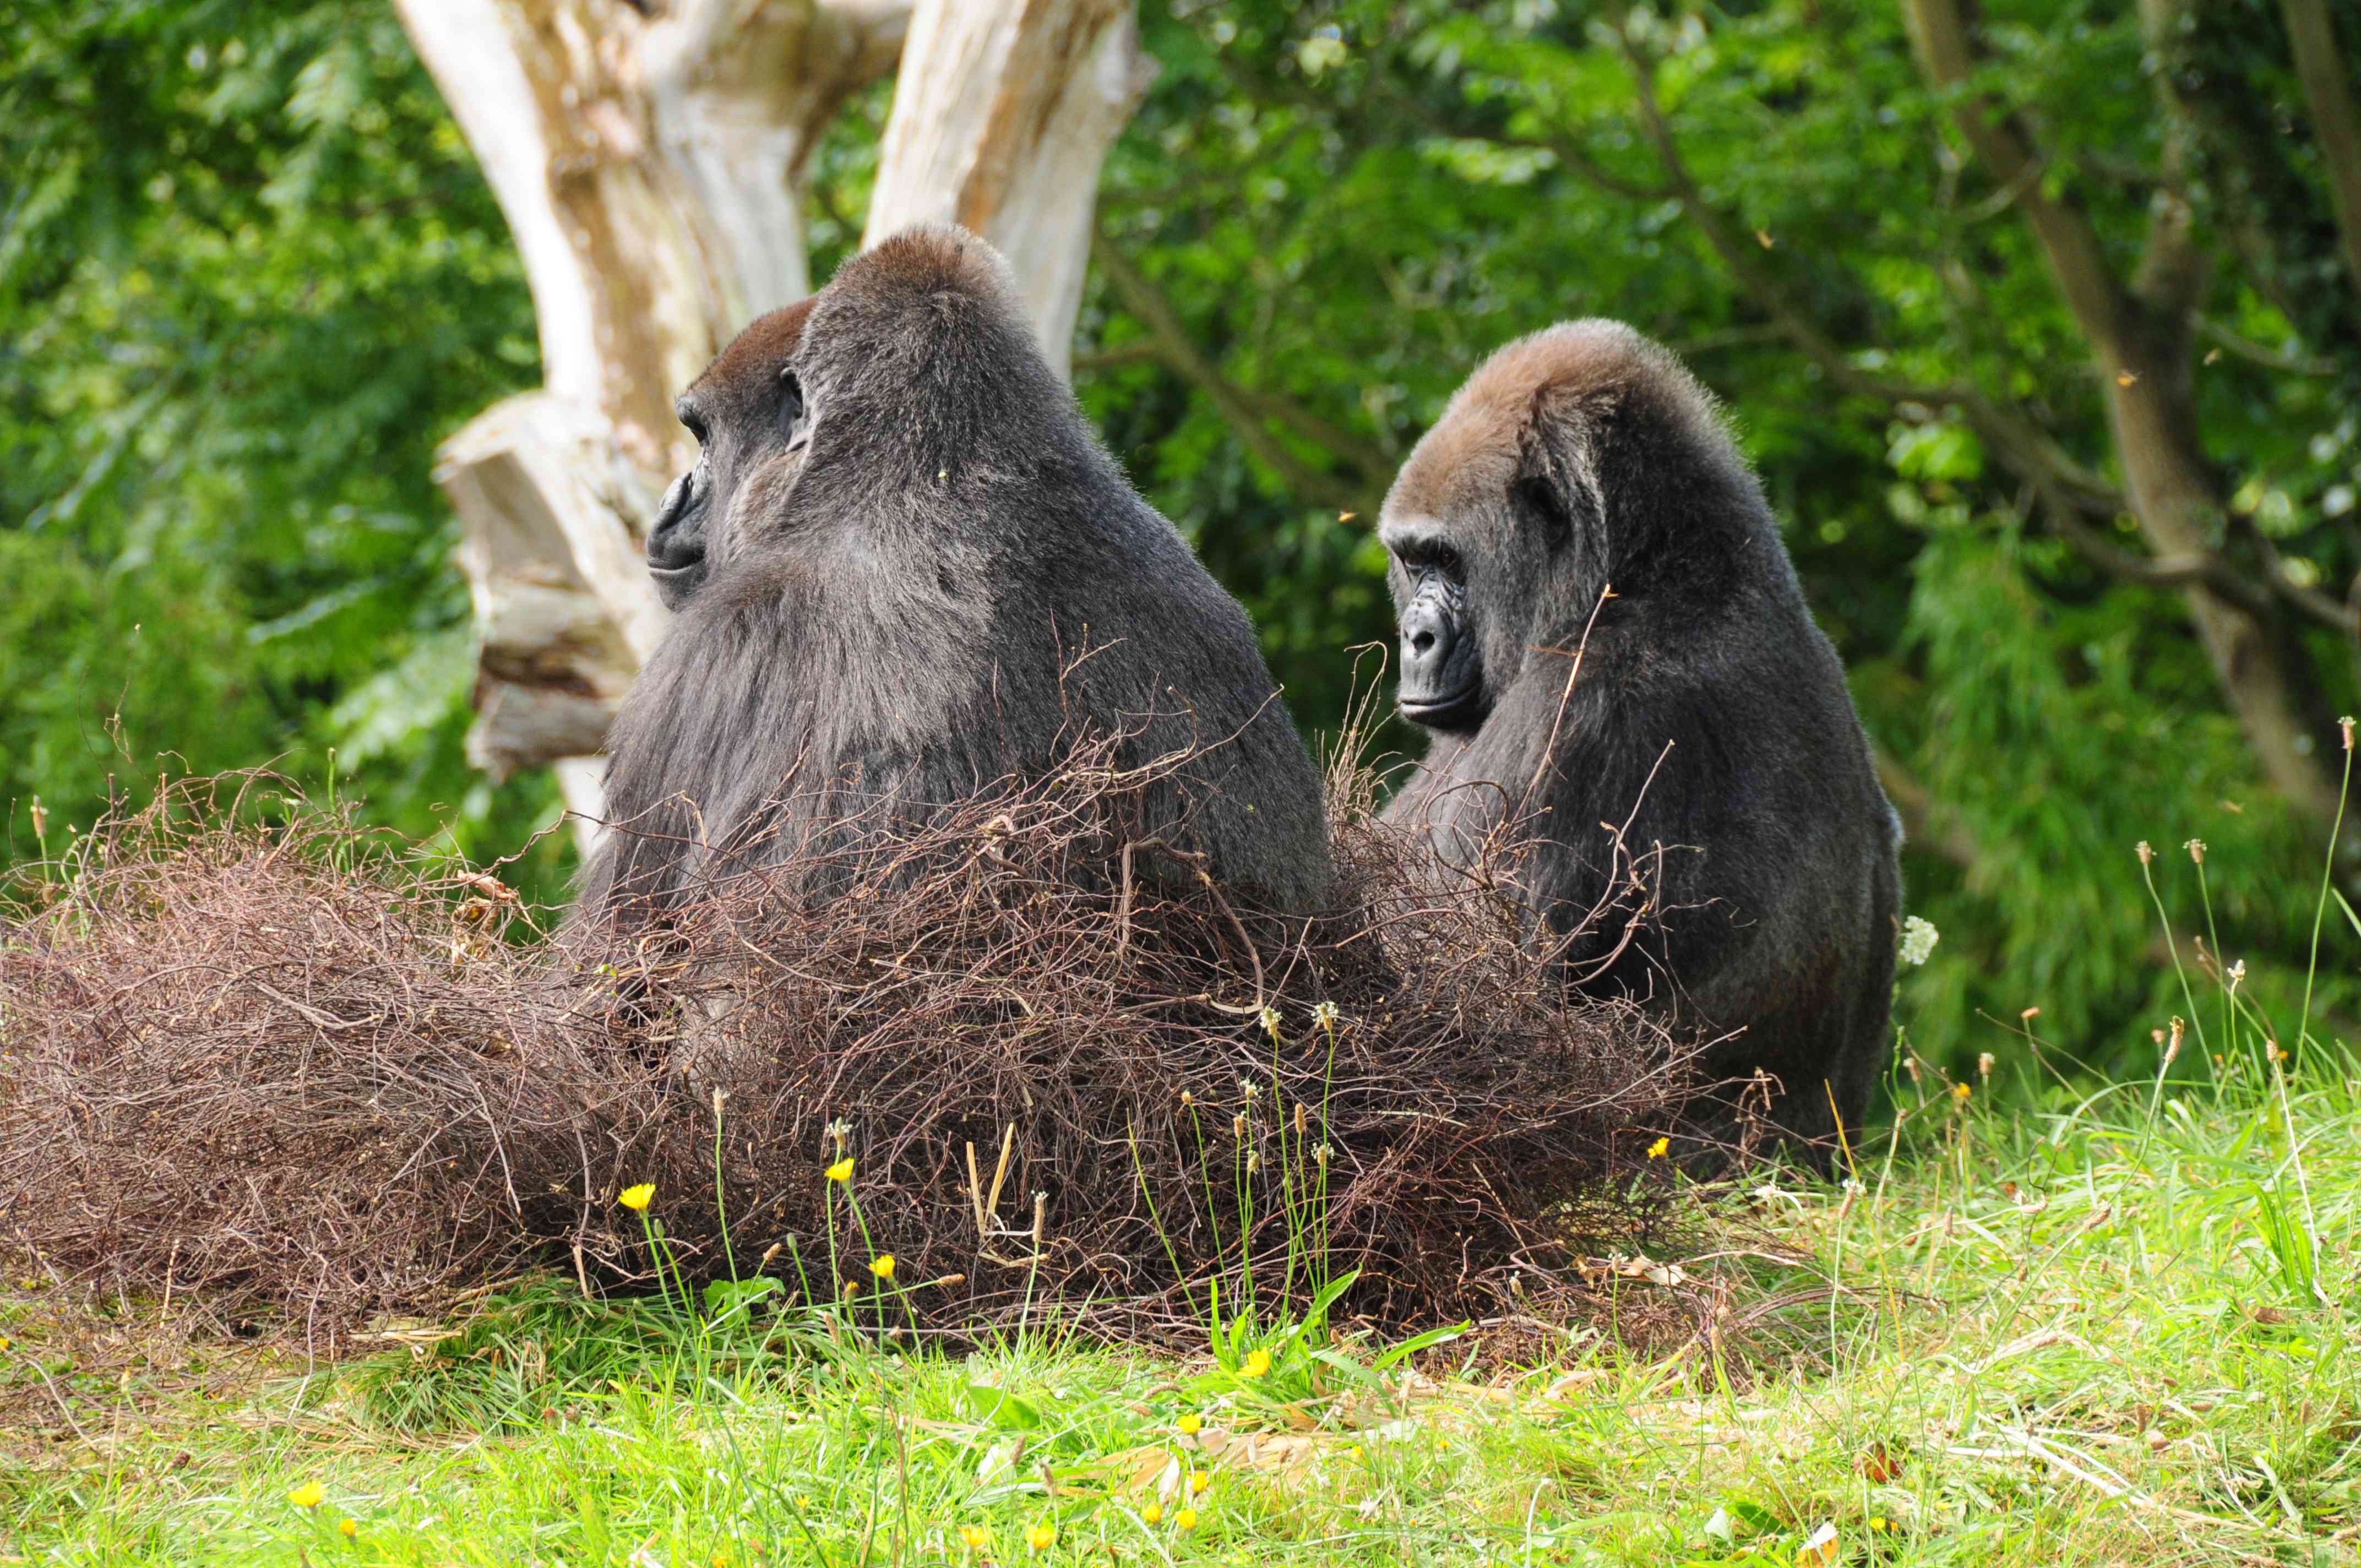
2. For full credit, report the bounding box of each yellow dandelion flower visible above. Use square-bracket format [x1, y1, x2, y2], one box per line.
[1177, 1412, 1203, 1436]
[1646, 1137, 1669, 1159]
[287, 1481, 324, 1509]
[826, 1157, 855, 1183]
[959, 1525, 991, 1550]
[1242, 1348, 1272, 1378]
[1176, 1507, 1198, 1532]
[338, 1518, 358, 1538]
[1347, 1443, 1363, 1458]
[1026, 1521, 1057, 1551]
[1951, 1081, 1971, 1102]
[617, 1183, 654, 1211]
[1189, 1471, 1211, 1495]
[1142, 1503, 1163, 1525]
[869, 1254, 896, 1281]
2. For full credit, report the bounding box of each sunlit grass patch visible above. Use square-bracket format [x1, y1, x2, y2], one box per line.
[10, 1048, 2361, 1564]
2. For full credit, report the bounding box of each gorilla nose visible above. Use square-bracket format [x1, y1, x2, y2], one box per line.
[647, 472, 703, 571]
[1399, 598, 1454, 686]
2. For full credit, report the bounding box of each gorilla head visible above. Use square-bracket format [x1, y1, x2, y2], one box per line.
[1381, 323, 1750, 733]
[581, 227, 1332, 922]
[642, 298, 816, 611]
[1379, 321, 1901, 1158]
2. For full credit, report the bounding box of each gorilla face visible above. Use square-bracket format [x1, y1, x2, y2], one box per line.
[1380, 529, 1482, 729]
[1380, 422, 1581, 734]
[645, 299, 818, 611]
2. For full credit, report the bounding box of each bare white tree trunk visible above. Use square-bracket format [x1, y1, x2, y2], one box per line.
[393, 0, 1150, 837]
[866, 0, 1154, 377]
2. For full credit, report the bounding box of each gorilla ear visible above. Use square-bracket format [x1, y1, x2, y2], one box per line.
[780, 367, 810, 451]
[1509, 469, 1574, 552]
[1513, 386, 1604, 553]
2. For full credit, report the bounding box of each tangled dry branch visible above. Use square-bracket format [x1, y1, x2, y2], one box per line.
[0, 751, 1698, 1343]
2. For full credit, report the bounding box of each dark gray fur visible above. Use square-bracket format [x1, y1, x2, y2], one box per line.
[1378, 320, 1901, 1155]
[580, 225, 1331, 920]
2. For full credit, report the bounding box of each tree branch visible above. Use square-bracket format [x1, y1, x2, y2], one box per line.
[2040, 493, 2267, 611]
[2277, 0, 2361, 301]
[1090, 230, 1384, 516]
[2239, 520, 2360, 630]
[1873, 744, 1981, 873]
[1901, 0, 2139, 350]
[1069, 341, 1163, 375]
[1607, 25, 2131, 525]
[1370, 83, 1674, 203]
[1907, 0, 2351, 833]
[2195, 314, 2340, 377]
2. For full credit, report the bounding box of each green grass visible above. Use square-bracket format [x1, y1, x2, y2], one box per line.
[7, 1046, 2360, 1567]
[12, 772, 2361, 1566]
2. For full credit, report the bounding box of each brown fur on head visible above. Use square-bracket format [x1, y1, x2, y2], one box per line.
[686, 296, 816, 427]
[1378, 320, 1761, 730]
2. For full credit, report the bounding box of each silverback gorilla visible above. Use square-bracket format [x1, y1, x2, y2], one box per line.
[579, 226, 1331, 921]
[1379, 321, 1901, 1156]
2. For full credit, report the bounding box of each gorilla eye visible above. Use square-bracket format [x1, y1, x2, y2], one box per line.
[680, 409, 709, 445]
[1403, 542, 1463, 580]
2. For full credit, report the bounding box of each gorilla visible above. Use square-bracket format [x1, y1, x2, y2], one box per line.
[1378, 320, 1901, 1156]
[579, 225, 1331, 921]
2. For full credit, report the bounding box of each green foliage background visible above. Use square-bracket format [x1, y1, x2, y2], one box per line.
[6, 0, 2360, 1074]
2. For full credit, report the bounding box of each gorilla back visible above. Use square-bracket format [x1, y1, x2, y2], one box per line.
[1379, 321, 1900, 1155]
[581, 226, 1331, 922]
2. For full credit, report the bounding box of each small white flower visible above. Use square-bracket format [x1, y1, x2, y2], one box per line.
[1899, 915, 1940, 966]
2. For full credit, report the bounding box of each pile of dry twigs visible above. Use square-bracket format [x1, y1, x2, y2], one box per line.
[0, 750, 1697, 1343]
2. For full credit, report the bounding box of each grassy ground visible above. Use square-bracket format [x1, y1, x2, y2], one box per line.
[6, 1020, 2358, 1567]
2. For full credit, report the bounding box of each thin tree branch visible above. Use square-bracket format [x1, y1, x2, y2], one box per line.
[1873, 743, 1981, 873]
[1090, 230, 1384, 515]
[2195, 315, 2340, 377]
[1372, 84, 1674, 203]
[1607, 25, 2126, 517]
[1901, 0, 2139, 350]
[1069, 342, 1162, 375]
[2040, 493, 2274, 614]
[2240, 521, 2360, 631]
[2278, 0, 2361, 301]
[1613, 27, 1953, 409]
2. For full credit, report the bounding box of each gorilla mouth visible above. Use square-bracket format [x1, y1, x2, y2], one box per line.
[1399, 684, 1484, 728]
[649, 556, 709, 604]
